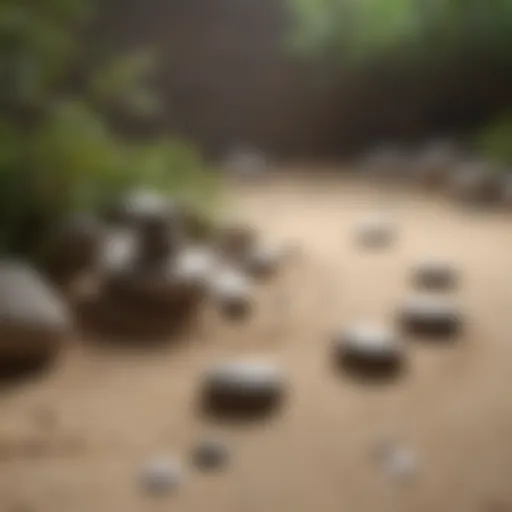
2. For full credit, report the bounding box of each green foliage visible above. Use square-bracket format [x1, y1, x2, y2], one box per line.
[476, 115, 512, 168]
[288, 0, 512, 65]
[0, 0, 217, 264]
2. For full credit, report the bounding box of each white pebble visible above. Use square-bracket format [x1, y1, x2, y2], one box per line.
[140, 457, 183, 495]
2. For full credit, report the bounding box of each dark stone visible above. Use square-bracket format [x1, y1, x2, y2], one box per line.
[332, 324, 404, 378]
[200, 360, 285, 419]
[411, 260, 458, 290]
[191, 439, 229, 470]
[400, 296, 463, 338]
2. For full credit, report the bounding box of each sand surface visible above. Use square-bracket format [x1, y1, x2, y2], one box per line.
[1, 172, 512, 512]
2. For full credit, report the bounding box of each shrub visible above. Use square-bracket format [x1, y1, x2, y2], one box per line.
[0, 1, 218, 266]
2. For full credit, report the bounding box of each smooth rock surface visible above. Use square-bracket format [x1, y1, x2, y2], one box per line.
[400, 295, 463, 337]
[0, 261, 71, 361]
[200, 360, 285, 417]
[208, 268, 252, 319]
[191, 439, 229, 470]
[411, 260, 459, 290]
[333, 324, 403, 374]
[140, 457, 183, 495]
[355, 216, 396, 248]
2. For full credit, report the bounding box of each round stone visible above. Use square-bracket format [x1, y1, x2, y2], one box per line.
[191, 439, 229, 470]
[172, 246, 217, 288]
[244, 242, 285, 279]
[140, 457, 183, 495]
[201, 360, 285, 417]
[208, 269, 252, 319]
[411, 260, 458, 290]
[400, 295, 462, 337]
[355, 216, 395, 248]
[333, 324, 403, 374]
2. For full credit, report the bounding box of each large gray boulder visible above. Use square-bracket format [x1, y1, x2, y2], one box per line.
[0, 261, 71, 362]
[200, 360, 285, 418]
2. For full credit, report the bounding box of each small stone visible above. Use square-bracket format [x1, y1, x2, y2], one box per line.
[411, 259, 458, 290]
[355, 216, 395, 249]
[140, 457, 183, 495]
[172, 246, 217, 288]
[201, 360, 285, 418]
[382, 446, 418, 482]
[244, 242, 285, 279]
[333, 324, 403, 375]
[192, 439, 229, 470]
[208, 269, 252, 319]
[400, 295, 462, 337]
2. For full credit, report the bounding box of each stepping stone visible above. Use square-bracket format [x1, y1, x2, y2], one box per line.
[399, 295, 462, 337]
[191, 439, 229, 470]
[411, 260, 459, 290]
[208, 269, 252, 319]
[0, 261, 71, 364]
[355, 216, 396, 249]
[200, 360, 285, 418]
[244, 242, 286, 279]
[140, 457, 183, 495]
[332, 324, 404, 375]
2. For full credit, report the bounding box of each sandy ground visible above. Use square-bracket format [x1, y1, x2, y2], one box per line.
[1, 172, 512, 512]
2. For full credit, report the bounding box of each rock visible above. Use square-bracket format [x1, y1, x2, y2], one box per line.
[216, 222, 257, 263]
[98, 229, 139, 275]
[400, 295, 462, 337]
[191, 439, 229, 470]
[208, 268, 252, 319]
[0, 261, 71, 362]
[355, 216, 395, 248]
[140, 457, 183, 495]
[45, 213, 104, 283]
[224, 148, 268, 178]
[360, 145, 407, 180]
[244, 242, 286, 279]
[413, 140, 459, 189]
[411, 259, 458, 290]
[500, 173, 512, 207]
[332, 324, 404, 375]
[172, 245, 217, 289]
[381, 445, 418, 482]
[449, 161, 501, 204]
[200, 360, 285, 418]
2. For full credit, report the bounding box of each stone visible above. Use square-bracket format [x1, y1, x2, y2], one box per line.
[400, 295, 462, 337]
[244, 242, 286, 279]
[411, 259, 458, 290]
[172, 245, 218, 289]
[200, 360, 285, 417]
[208, 268, 252, 319]
[0, 261, 71, 362]
[355, 216, 395, 248]
[45, 213, 104, 283]
[191, 439, 229, 470]
[360, 145, 407, 180]
[413, 140, 459, 189]
[224, 148, 268, 177]
[500, 173, 512, 207]
[381, 446, 418, 482]
[216, 222, 257, 262]
[449, 161, 501, 204]
[332, 324, 403, 374]
[98, 229, 139, 274]
[140, 457, 183, 495]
